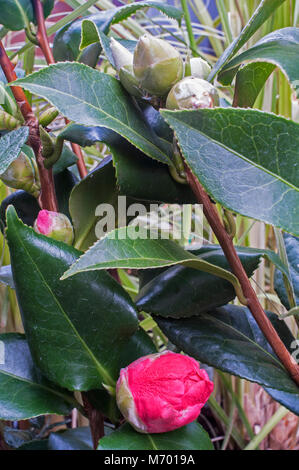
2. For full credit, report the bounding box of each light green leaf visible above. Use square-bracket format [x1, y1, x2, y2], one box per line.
[161, 108, 299, 236]
[209, 0, 288, 80]
[219, 27, 299, 104]
[0, 127, 29, 173]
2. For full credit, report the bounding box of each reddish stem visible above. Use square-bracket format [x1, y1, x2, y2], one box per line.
[184, 164, 299, 386]
[0, 40, 58, 211]
[33, 0, 88, 178]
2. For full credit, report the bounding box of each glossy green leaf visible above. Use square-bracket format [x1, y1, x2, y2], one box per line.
[275, 233, 299, 309]
[219, 28, 299, 103]
[0, 333, 74, 420]
[6, 207, 139, 391]
[136, 246, 262, 318]
[48, 427, 93, 450]
[62, 227, 247, 304]
[0, 190, 40, 229]
[161, 108, 299, 236]
[209, 0, 288, 80]
[0, 0, 54, 31]
[14, 63, 171, 166]
[156, 305, 299, 414]
[97, 422, 213, 450]
[0, 127, 29, 173]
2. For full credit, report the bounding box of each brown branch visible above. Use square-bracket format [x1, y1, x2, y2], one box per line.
[184, 164, 299, 387]
[33, 0, 88, 178]
[82, 393, 105, 450]
[0, 40, 58, 211]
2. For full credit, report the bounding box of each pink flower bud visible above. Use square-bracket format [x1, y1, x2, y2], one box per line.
[116, 351, 213, 434]
[34, 210, 74, 245]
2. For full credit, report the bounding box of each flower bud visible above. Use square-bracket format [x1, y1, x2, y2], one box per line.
[110, 38, 133, 72]
[166, 77, 219, 110]
[34, 210, 74, 245]
[39, 107, 59, 128]
[133, 35, 183, 97]
[190, 57, 211, 80]
[0, 152, 40, 198]
[116, 351, 213, 434]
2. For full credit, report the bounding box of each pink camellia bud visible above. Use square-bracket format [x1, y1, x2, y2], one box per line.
[116, 351, 213, 434]
[34, 210, 74, 245]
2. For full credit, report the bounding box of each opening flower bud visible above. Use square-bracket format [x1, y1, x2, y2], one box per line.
[116, 351, 213, 434]
[34, 210, 74, 245]
[190, 57, 211, 80]
[0, 151, 40, 198]
[166, 77, 219, 110]
[110, 38, 134, 72]
[133, 34, 183, 97]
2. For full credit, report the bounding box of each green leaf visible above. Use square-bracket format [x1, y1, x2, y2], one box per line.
[0, 0, 54, 31]
[136, 245, 264, 318]
[6, 207, 138, 391]
[155, 305, 299, 413]
[62, 227, 247, 304]
[13, 63, 171, 166]
[274, 233, 299, 309]
[48, 427, 93, 450]
[0, 190, 40, 229]
[0, 127, 29, 174]
[161, 108, 299, 236]
[232, 62, 275, 108]
[219, 28, 299, 104]
[209, 0, 288, 80]
[0, 333, 74, 420]
[97, 422, 213, 450]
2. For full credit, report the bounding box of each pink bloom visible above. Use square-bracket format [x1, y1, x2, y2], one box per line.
[34, 210, 74, 245]
[116, 351, 213, 434]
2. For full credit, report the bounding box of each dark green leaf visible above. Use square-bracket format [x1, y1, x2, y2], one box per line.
[0, 333, 74, 420]
[136, 246, 262, 318]
[275, 233, 299, 309]
[14, 64, 171, 165]
[0, 0, 54, 31]
[209, 0, 288, 80]
[161, 108, 299, 236]
[0, 127, 29, 173]
[0, 190, 40, 230]
[60, 125, 194, 247]
[156, 305, 299, 413]
[48, 427, 93, 450]
[219, 28, 299, 103]
[97, 422, 213, 450]
[54, 168, 78, 219]
[6, 207, 139, 391]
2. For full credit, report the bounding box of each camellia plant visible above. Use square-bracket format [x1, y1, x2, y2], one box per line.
[0, 0, 298, 452]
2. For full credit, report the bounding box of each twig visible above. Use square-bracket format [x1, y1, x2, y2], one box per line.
[33, 0, 87, 178]
[0, 40, 58, 211]
[82, 392, 105, 450]
[184, 164, 299, 386]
